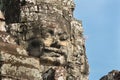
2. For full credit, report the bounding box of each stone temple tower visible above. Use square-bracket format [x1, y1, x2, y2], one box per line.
[0, 0, 89, 80]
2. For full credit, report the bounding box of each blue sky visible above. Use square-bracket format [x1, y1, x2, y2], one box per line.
[74, 0, 120, 80]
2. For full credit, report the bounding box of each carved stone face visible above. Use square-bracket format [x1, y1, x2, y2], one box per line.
[27, 21, 70, 66]
[7, 20, 70, 65]
[40, 24, 69, 65]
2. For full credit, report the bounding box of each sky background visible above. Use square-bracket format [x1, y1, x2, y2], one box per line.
[74, 0, 120, 80]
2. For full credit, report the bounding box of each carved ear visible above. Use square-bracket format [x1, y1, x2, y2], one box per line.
[28, 39, 44, 48]
[27, 39, 44, 57]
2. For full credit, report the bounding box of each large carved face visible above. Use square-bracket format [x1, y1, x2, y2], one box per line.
[26, 20, 70, 66]
[42, 24, 69, 65]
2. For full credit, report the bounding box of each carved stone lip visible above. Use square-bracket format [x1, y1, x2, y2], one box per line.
[0, 18, 5, 21]
[44, 46, 66, 56]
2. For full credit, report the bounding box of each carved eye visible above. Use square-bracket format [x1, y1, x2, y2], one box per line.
[41, 29, 54, 39]
[48, 29, 54, 35]
[43, 33, 51, 39]
[59, 32, 69, 41]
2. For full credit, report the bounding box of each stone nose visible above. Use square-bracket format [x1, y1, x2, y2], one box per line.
[50, 38, 61, 48]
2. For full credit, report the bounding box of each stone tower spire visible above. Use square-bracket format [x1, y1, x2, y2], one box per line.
[0, 0, 89, 80]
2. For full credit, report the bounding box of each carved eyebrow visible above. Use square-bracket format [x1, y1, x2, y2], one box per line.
[57, 30, 67, 34]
